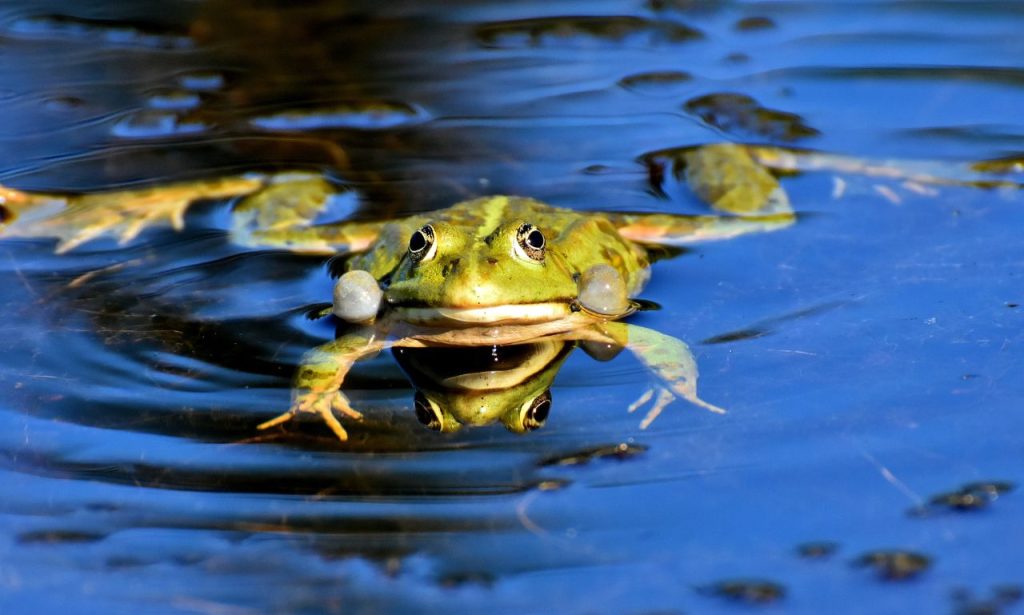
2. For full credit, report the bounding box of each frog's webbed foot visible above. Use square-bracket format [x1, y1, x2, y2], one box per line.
[628, 383, 725, 429]
[259, 329, 385, 443]
[1, 176, 267, 253]
[229, 174, 382, 255]
[258, 389, 364, 442]
[583, 321, 724, 427]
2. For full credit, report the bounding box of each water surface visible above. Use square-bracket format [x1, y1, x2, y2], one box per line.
[1, 1, 1023, 613]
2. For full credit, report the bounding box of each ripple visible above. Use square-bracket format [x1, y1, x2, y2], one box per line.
[6, 14, 193, 50]
[249, 101, 428, 131]
[176, 72, 226, 92]
[539, 442, 648, 466]
[110, 110, 210, 139]
[145, 89, 202, 111]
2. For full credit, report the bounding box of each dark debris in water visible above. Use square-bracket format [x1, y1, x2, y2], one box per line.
[699, 579, 787, 604]
[952, 585, 1024, 615]
[17, 530, 107, 545]
[684, 92, 819, 142]
[701, 301, 848, 345]
[618, 71, 693, 96]
[702, 327, 767, 345]
[539, 443, 648, 466]
[535, 479, 571, 491]
[475, 16, 702, 48]
[971, 156, 1024, 176]
[438, 570, 496, 588]
[853, 549, 931, 581]
[734, 16, 777, 31]
[796, 541, 839, 560]
[908, 481, 1014, 517]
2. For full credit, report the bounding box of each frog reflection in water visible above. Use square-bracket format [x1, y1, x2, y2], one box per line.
[392, 342, 575, 434]
[0, 144, 793, 441]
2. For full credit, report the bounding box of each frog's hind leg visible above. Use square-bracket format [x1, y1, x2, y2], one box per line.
[1, 176, 267, 253]
[611, 143, 796, 246]
[609, 210, 794, 246]
[746, 144, 1024, 192]
[229, 174, 382, 255]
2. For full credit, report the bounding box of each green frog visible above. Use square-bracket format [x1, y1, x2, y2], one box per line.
[0, 143, 794, 441]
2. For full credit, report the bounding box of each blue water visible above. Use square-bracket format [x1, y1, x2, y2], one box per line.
[1, 2, 1022, 613]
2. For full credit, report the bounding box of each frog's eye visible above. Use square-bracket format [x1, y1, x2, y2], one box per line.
[514, 223, 545, 262]
[414, 391, 443, 431]
[520, 389, 552, 431]
[409, 225, 437, 262]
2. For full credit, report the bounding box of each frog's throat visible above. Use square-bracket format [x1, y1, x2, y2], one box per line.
[390, 302, 572, 326]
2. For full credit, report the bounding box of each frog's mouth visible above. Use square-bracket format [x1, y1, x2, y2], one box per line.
[390, 301, 573, 326]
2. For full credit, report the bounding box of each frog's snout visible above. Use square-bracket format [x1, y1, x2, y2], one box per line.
[333, 269, 382, 323]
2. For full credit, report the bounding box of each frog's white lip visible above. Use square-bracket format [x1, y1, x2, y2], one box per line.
[392, 302, 571, 325]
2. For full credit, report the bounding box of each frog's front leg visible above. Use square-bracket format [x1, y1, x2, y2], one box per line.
[581, 321, 724, 428]
[258, 327, 388, 442]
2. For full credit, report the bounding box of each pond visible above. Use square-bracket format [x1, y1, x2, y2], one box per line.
[1, 1, 1023, 613]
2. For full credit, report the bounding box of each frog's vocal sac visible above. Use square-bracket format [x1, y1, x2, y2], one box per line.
[0, 144, 794, 442]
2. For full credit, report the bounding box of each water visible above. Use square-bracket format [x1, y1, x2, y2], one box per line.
[1, 1, 1023, 613]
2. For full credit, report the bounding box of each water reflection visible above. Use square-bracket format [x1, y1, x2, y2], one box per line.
[394, 341, 573, 433]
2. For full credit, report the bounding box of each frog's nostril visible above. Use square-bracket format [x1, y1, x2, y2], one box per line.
[441, 258, 461, 278]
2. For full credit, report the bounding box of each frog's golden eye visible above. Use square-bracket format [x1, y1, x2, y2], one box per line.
[409, 224, 437, 262]
[414, 391, 443, 431]
[515, 223, 545, 262]
[520, 389, 552, 431]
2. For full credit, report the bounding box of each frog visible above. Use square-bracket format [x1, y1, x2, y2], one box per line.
[0, 143, 796, 442]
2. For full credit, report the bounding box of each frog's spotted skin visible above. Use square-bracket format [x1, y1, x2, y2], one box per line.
[0, 143, 804, 442]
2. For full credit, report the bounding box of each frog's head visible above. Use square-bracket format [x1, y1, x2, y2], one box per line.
[392, 342, 571, 433]
[413, 385, 553, 434]
[384, 217, 579, 325]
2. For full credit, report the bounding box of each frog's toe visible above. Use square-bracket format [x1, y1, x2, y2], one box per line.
[258, 391, 356, 442]
[257, 409, 297, 431]
[330, 391, 364, 420]
[55, 227, 106, 254]
[316, 402, 351, 442]
[628, 386, 676, 430]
